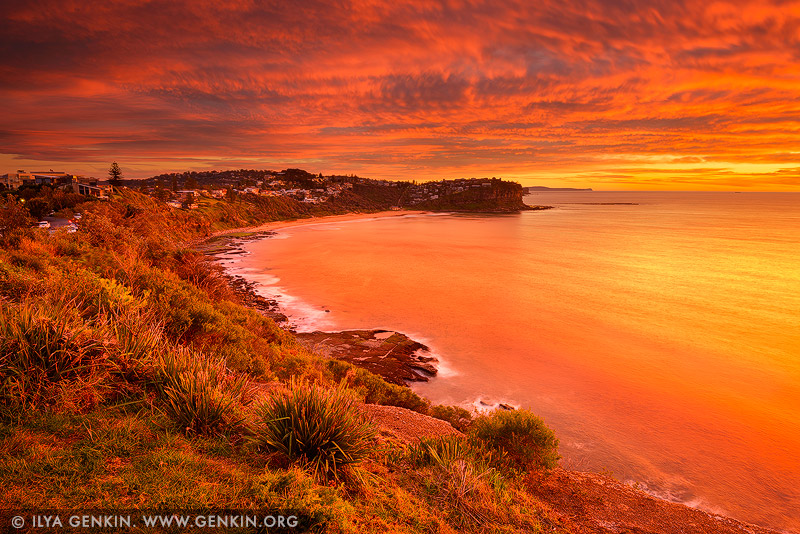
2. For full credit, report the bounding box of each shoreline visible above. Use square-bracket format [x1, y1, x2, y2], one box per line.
[198, 209, 443, 385]
[196, 209, 429, 244]
[195, 208, 789, 534]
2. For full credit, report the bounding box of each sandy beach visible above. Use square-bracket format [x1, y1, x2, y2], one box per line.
[200, 210, 428, 243]
[198, 209, 441, 384]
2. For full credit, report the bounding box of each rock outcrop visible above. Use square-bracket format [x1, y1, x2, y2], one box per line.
[295, 329, 438, 385]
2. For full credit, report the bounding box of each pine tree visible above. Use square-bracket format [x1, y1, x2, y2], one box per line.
[108, 162, 123, 187]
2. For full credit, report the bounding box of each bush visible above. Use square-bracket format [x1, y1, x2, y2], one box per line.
[468, 409, 560, 473]
[249, 379, 374, 480]
[325, 360, 430, 413]
[0, 195, 33, 247]
[0, 260, 44, 300]
[429, 404, 473, 431]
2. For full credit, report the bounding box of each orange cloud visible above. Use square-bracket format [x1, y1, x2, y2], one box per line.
[1, 0, 800, 189]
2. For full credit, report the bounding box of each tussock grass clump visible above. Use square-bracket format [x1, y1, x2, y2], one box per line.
[250, 379, 375, 480]
[0, 300, 109, 409]
[113, 312, 163, 362]
[156, 348, 249, 436]
[407, 436, 506, 489]
[468, 408, 560, 473]
[407, 435, 469, 468]
[407, 436, 507, 527]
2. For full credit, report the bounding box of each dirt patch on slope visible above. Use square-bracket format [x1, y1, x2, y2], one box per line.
[361, 404, 461, 443]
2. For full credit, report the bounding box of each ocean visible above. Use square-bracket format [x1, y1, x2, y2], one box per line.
[223, 191, 800, 532]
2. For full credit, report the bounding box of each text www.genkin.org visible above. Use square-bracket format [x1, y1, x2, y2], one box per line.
[10, 513, 300, 529]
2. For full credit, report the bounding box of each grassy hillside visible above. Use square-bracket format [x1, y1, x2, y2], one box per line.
[0, 189, 570, 533]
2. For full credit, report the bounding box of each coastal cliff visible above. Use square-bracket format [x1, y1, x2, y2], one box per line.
[406, 178, 550, 212]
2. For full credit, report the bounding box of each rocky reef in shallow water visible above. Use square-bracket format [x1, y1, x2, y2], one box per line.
[295, 329, 438, 385]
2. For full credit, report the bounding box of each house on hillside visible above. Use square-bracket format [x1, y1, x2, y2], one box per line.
[0, 173, 23, 190]
[77, 182, 111, 198]
[175, 190, 199, 201]
[1, 170, 77, 190]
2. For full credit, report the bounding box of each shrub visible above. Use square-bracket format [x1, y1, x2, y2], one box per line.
[0, 260, 44, 300]
[249, 379, 375, 480]
[468, 409, 560, 473]
[156, 348, 248, 436]
[171, 250, 234, 301]
[429, 404, 473, 431]
[0, 194, 33, 246]
[325, 360, 430, 413]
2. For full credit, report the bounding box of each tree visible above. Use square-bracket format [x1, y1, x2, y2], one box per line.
[26, 197, 50, 219]
[108, 162, 123, 187]
[153, 187, 170, 201]
[0, 195, 33, 241]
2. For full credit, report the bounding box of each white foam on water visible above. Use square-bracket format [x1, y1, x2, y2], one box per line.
[266, 232, 292, 239]
[467, 396, 521, 414]
[219, 246, 335, 332]
[432, 355, 459, 379]
[277, 293, 336, 332]
[400, 332, 459, 379]
[628, 479, 729, 517]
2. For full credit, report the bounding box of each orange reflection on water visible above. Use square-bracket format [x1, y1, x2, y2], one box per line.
[235, 192, 800, 531]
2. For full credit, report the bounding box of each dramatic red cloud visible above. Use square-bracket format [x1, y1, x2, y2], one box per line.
[2, 0, 800, 189]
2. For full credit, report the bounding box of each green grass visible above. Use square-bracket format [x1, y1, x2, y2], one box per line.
[0, 406, 353, 532]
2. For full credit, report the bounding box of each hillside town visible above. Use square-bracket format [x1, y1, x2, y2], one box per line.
[4, 167, 524, 208]
[136, 169, 522, 209]
[1, 166, 532, 232]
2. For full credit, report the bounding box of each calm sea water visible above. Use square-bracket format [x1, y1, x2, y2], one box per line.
[226, 192, 800, 532]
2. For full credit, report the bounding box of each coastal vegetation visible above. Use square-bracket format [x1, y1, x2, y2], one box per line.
[249, 380, 375, 481]
[0, 185, 569, 533]
[0, 181, 773, 534]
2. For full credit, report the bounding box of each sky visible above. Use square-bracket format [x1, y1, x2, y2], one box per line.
[2, 0, 800, 190]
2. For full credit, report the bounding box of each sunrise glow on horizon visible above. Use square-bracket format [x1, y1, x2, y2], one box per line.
[2, 0, 800, 190]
